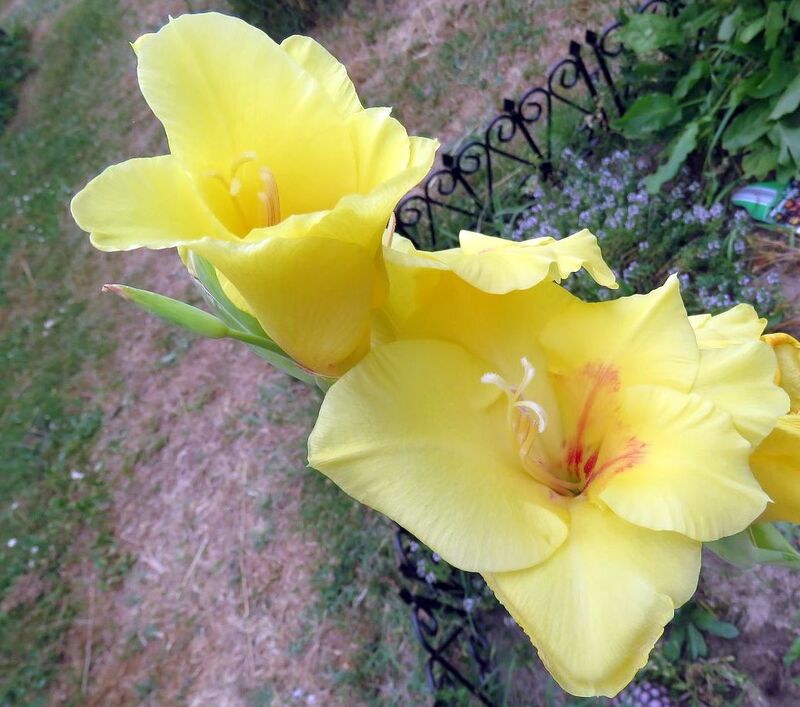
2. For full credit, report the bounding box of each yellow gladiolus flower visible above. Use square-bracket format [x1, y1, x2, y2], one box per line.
[71, 12, 437, 376]
[310, 277, 787, 696]
[373, 228, 617, 346]
[752, 332, 800, 523]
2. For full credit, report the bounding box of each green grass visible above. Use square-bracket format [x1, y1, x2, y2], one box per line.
[294, 461, 432, 705]
[0, 24, 34, 130]
[0, 0, 139, 701]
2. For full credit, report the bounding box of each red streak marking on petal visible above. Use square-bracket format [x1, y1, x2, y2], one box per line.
[586, 438, 647, 487]
[573, 364, 619, 453]
[583, 448, 600, 478]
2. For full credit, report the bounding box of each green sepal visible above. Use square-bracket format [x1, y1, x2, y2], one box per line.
[706, 522, 800, 569]
[187, 253, 319, 387]
[103, 284, 282, 352]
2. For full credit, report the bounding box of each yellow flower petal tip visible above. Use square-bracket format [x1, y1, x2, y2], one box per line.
[763, 332, 800, 412]
[71, 12, 437, 375]
[384, 227, 617, 297]
[311, 281, 780, 695]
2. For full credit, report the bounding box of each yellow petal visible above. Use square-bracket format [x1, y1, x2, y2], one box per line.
[689, 303, 766, 348]
[308, 339, 569, 572]
[71, 156, 230, 251]
[134, 12, 356, 216]
[692, 340, 789, 446]
[763, 333, 800, 412]
[752, 415, 800, 523]
[281, 34, 362, 118]
[437, 228, 618, 294]
[541, 276, 699, 393]
[347, 107, 431, 195]
[381, 254, 577, 384]
[190, 233, 379, 376]
[596, 385, 768, 541]
[485, 499, 700, 697]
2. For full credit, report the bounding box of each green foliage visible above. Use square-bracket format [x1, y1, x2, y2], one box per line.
[708, 522, 800, 569]
[499, 144, 783, 320]
[0, 25, 34, 130]
[0, 0, 133, 700]
[662, 603, 739, 663]
[225, 0, 350, 41]
[615, 0, 800, 194]
[295, 462, 432, 705]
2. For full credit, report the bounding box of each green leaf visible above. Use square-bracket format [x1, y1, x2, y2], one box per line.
[770, 121, 800, 168]
[718, 8, 742, 41]
[686, 623, 708, 660]
[784, 637, 800, 667]
[644, 121, 699, 194]
[620, 14, 682, 53]
[749, 48, 794, 99]
[691, 609, 739, 639]
[769, 73, 800, 120]
[765, 2, 785, 50]
[742, 140, 780, 178]
[663, 637, 681, 661]
[673, 60, 708, 100]
[723, 101, 774, 151]
[707, 522, 800, 569]
[612, 93, 682, 137]
[739, 16, 765, 44]
[790, 0, 800, 22]
[682, 7, 722, 36]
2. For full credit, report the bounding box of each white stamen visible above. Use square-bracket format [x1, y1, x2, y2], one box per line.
[481, 372, 507, 387]
[229, 176, 241, 196]
[519, 357, 536, 395]
[514, 400, 548, 433]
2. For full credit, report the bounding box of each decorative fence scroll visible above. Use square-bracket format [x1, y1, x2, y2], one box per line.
[393, 0, 672, 250]
[392, 3, 677, 704]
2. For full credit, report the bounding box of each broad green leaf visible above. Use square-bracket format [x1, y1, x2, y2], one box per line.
[749, 53, 794, 99]
[707, 522, 800, 569]
[770, 121, 800, 167]
[765, 2, 785, 50]
[770, 74, 800, 120]
[718, 8, 742, 41]
[789, 0, 800, 23]
[644, 121, 699, 193]
[723, 101, 773, 150]
[739, 16, 765, 44]
[620, 14, 682, 53]
[686, 623, 708, 660]
[673, 59, 708, 100]
[742, 140, 780, 177]
[682, 7, 722, 35]
[612, 93, 682, 137]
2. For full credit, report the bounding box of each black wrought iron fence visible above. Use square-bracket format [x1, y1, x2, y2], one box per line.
[392, 2, 677, 705]
[393, 0, 673, 251]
